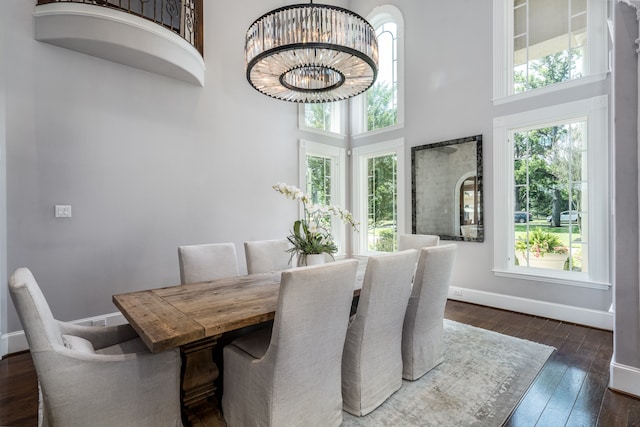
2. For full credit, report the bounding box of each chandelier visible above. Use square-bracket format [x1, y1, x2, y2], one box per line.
[245, 2, 379, 103]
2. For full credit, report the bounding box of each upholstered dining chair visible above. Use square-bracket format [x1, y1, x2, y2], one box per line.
[402, 243, 457, 380]
[341, 249, 418, 416]
[178, 242, 239, 284]
[221, 259, 359, 427]
[9, 268, 183, 427]
[244, 239, 292, 274]
[397, 233, 440, 251]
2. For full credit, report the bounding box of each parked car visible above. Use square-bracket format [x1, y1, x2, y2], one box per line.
[514, 211, 533, 223]
[546, 210, 580, 223]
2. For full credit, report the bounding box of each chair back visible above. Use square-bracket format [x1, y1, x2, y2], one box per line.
[402, 243, 457, 380]
[262, 259, 358, 404]
[342, 249, 418, 415]
[398, 233, 440, 251]
[244, 239, 291, 274]
[9, 268, 63, 353]
[178, 242, 239, 284]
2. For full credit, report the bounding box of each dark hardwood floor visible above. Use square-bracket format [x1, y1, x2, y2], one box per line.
[0, 300, 638, 426]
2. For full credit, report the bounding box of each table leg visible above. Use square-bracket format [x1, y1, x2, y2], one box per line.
[180, 335, 226, 427]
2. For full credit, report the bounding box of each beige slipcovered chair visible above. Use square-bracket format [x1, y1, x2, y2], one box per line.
[221, 259, 358, 427]
[244, 239, 292, 274]
[402, 243, 457, 380]
[9, 268, 183, 427]
[178, 242, 239, 284]
[341, 249, 419, 416]
[397, 233, 440, 251]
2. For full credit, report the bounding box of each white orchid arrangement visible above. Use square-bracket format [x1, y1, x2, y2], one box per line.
[273, 183, 358, 263]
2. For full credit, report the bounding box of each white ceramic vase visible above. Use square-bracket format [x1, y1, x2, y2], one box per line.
[299, 253, 326, 266]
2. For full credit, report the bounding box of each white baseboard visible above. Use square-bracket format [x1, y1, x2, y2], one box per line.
[6, 330, 28, 355]
[0, 333, 8, 357]
[3, 311, 128, 356]
[610, 362, 640, 398]
[448, 286, 613, 330]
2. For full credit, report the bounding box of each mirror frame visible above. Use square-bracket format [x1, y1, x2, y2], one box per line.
[411, 134, 484, 242]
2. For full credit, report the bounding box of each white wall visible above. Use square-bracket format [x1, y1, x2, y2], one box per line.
[612, 0, 640, 380]
[4, 0, 312, 332]
[3, 0, 622, 339]
[0, 6, 8, 354]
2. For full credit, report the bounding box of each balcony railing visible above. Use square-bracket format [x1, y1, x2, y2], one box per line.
[36, 0, 203, 57]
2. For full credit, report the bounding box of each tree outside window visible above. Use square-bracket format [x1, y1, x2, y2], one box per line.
[367, 21, 397, 132]
[513, 122, 586, 272]
[306, 155, 331, 206]
[512, 0, 586, 94]
[367, 154, 397, 252]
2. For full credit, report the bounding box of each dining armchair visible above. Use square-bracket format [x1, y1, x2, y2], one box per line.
[178, 242, 239, 284]
[221, 259, 359, 427]
[341, 249, 418, 416]
[402, 244, 457, 380]
[397, 233, 440, 251]
[9, 268, 183, 427]
[244, 239, 292, 274]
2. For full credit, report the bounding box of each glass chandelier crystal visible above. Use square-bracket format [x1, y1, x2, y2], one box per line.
[245, 2, 378, 103]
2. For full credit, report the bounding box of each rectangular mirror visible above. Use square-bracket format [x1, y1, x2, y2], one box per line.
[411, 135, 483, 242]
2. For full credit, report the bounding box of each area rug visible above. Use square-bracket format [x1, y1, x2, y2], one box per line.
[342, 320, 554, 427]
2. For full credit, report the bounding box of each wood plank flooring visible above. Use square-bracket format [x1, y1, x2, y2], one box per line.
[1, 300, 638, 426]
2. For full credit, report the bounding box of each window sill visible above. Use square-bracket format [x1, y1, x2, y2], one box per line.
[298, 126, 346, 139]
[493, 268, 611, 290]
[352, 122, 405, 140]
[33, 2, 205, 86]
[492, 72, 609, 107]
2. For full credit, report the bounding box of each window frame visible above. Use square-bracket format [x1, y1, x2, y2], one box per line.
[351, 4, 405, 136]
[351, 139, 405, 256]
[493, 95, 610, 289]
[299, 140, 348, 256]
[298, 100, 347, 137]
[492, 0, 609, 105]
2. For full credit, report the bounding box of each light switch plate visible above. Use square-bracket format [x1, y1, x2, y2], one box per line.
[55, 205, 72, 218]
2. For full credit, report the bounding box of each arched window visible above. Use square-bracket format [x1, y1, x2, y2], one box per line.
[368, 21, 397, 131]
[351, 5, 404, 135]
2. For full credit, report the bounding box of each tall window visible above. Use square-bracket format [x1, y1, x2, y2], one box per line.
[367, 22, 397, 132]
[299, 141, 347, 254]
[351, 5, 404, 135]
[494, 96, 609, 287]
[493, 0, 608, 101]
[513, 121, 586, 272]
[366, 154, 397, 252]
[352, 139, 405, 255]
[306, 155, 332, 206]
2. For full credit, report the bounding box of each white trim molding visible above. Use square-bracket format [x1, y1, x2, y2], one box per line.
[0, 334, 8, 358]
[610, 361, 640, 398]
[448, 286, 613, 330]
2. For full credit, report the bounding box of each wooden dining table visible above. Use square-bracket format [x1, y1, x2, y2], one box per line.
[112, 262, 366, 427]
